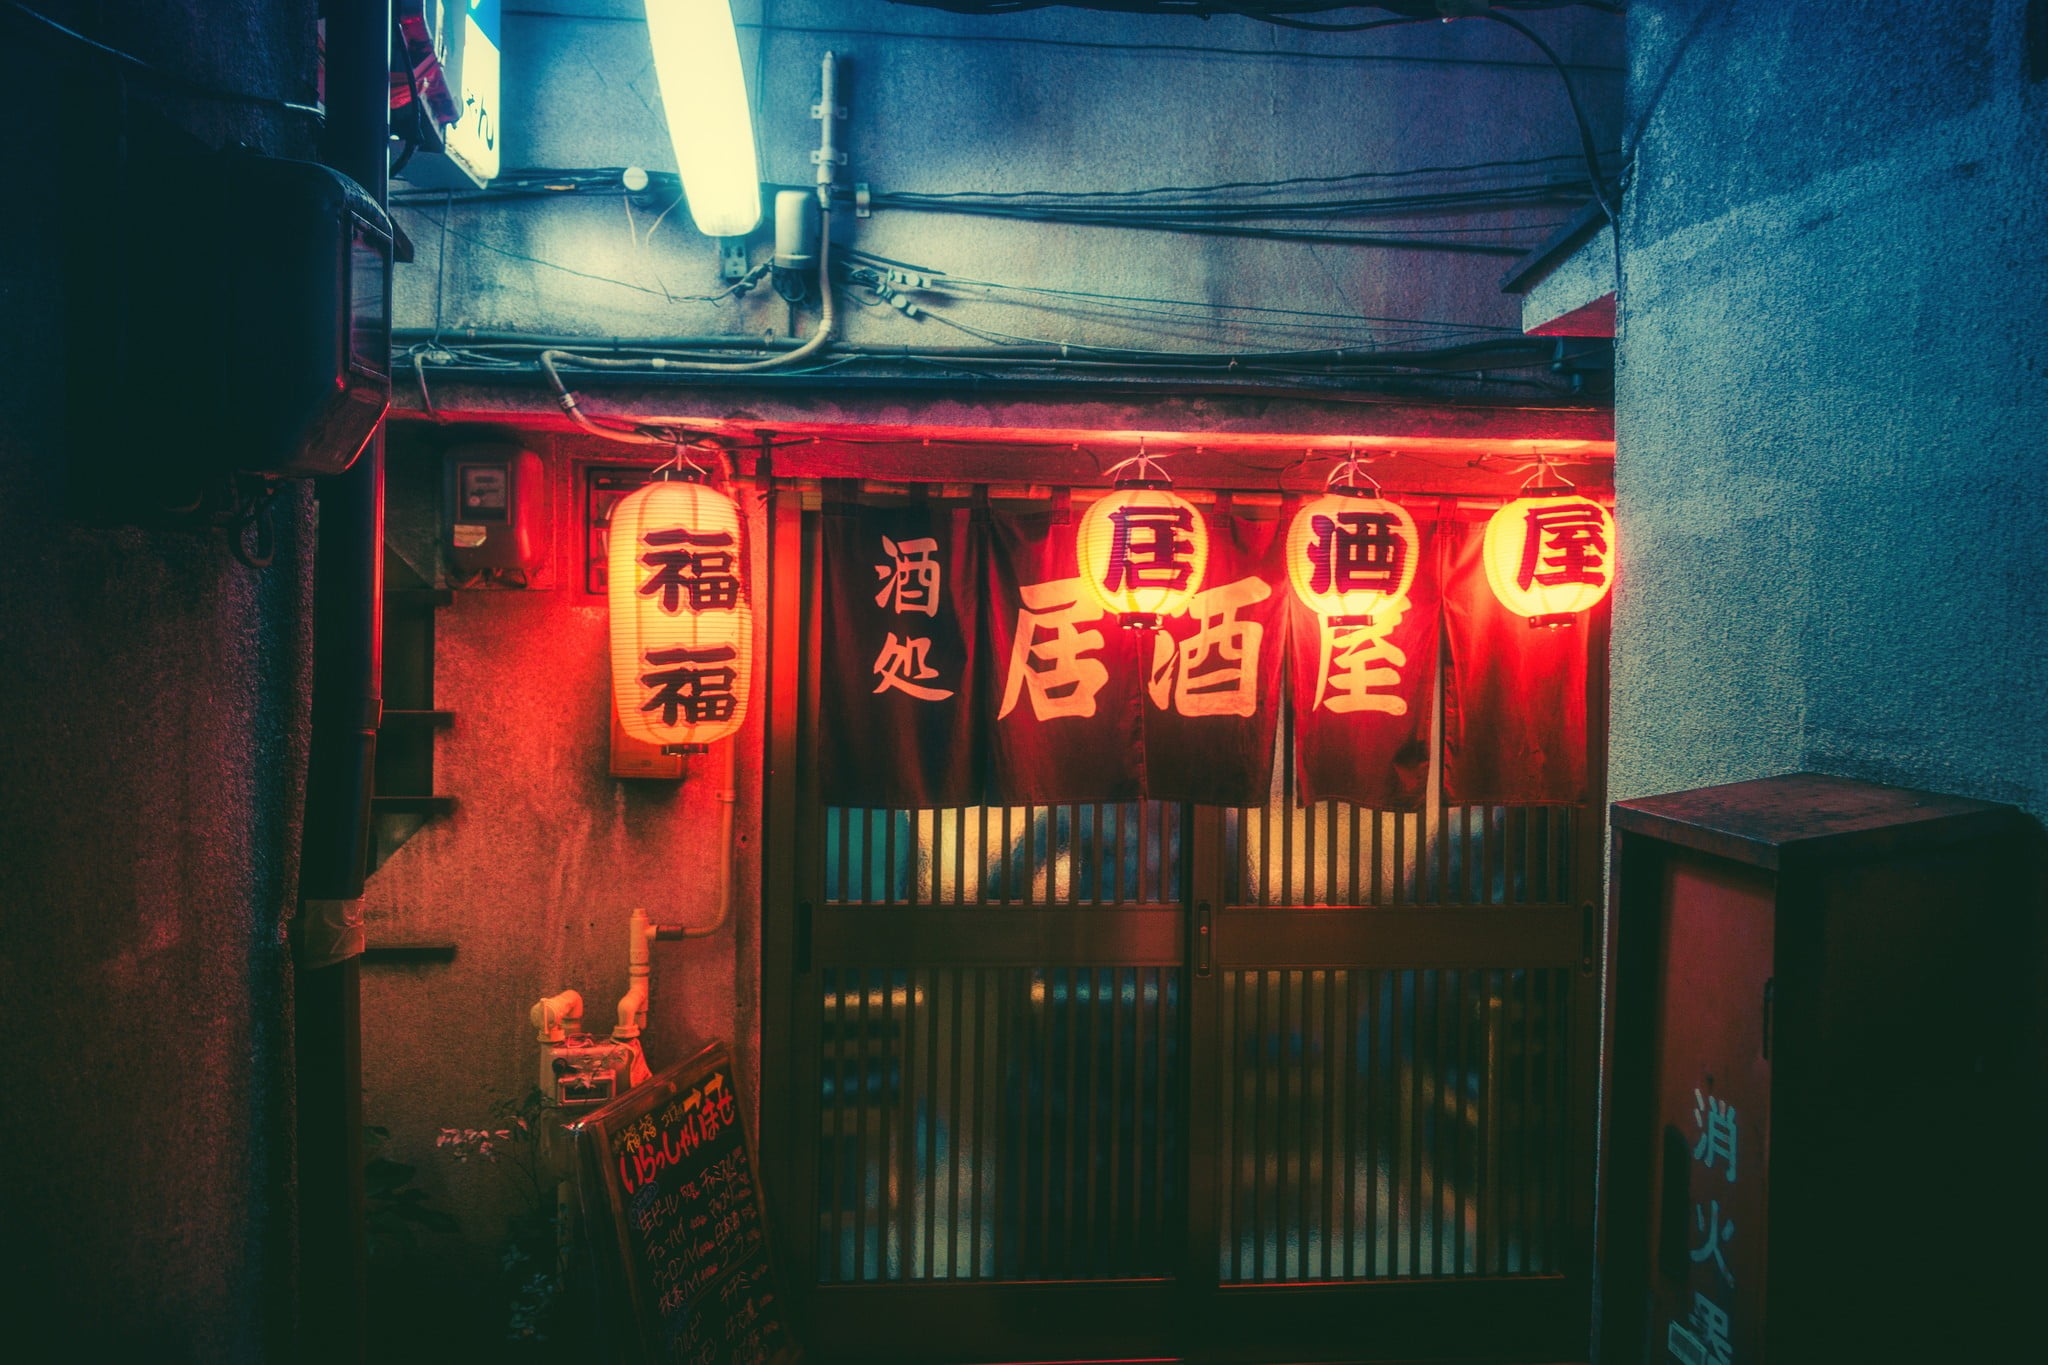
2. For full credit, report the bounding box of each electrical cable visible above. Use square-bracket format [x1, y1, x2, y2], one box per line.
[1239, 13, 1426, 33]
[401, 208, 773, 302]
[1473, 9, 1617, 225]
[885, 1, 1617, 19]
[843, 274, 1497, 350]
[839, 246, 1522, 333]
[885, 152, 1605, 201]
[537, 202, 842, 444]
[870, 210, 1540, 255]
[4, 1, 323, 120]
[437, 328, 1600, 378]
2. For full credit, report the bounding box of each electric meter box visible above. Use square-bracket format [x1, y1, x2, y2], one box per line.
[123, 151, 393, 481]
[444, 445, 547, 576]
[540, 1035, 637, 1110]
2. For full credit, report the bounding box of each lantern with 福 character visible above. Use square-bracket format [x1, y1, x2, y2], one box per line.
[1284, 456, 1419, 627]
[1483, 482, 1615, 627]
[607, 461, 752, 750]
[1077, 449, 1208, 629]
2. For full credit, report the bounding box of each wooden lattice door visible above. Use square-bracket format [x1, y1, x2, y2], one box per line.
[761, 490, 1605, 1365]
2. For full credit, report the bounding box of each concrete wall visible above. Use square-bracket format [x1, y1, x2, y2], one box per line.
[1612, 0, 2048, 815]
[400, 0, 1623, 354]
[0, 3, 318, 1357]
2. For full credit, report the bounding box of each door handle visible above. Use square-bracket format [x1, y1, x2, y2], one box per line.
[1194, 900, 1212, 977]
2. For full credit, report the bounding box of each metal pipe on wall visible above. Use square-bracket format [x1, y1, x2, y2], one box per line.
[297, 3, 390, 1360]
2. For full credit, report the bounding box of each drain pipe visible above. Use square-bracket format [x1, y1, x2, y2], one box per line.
[612, 737, 741, 1044]
[296, 4, 389, 1362]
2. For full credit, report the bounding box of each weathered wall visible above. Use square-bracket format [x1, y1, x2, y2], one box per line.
[1612, 0, 2048, 814]
[0, 2, 317, 1358]
[399, 0, 1622, 355]
[357, 429, 765, 1337]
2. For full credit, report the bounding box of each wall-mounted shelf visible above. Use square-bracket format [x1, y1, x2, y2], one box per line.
[369, 549, 456, 876]
[361, 940, 458, 966]
[371, 795, 456, 817]
[380, 708, 454, 728]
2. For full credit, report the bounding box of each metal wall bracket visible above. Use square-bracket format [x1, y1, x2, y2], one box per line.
[854, 182, 871, 218]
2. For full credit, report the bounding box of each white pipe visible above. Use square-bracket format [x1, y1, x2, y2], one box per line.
[686, 734, 740, 940]
[529, 989, 584, 1043]
[613, 907, 652, 1041]
[610, 735, 741, 1042]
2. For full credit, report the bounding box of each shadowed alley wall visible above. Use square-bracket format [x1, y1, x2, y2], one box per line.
[0, 2, 319, 1358]
[1612, 0, 2048, 816]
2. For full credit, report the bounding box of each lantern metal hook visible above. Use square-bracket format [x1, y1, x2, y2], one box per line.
[1327, 448, 1383, 497]
[1104, 439, 1172, 487]
[653, 440, 712, 483]
[1519, 454, 1577, 492]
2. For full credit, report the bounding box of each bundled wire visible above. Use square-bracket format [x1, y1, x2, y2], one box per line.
[887, 2, 1619, 18]
[394, 156, 1607, 256]
[881, 1, 1624, 231]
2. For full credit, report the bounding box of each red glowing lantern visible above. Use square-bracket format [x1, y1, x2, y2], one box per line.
[607, 474, 752, 749]
[1077, 473, 1209, 629]
[1482, 490, 1615, 625]
[1284, 484, 1420, 627]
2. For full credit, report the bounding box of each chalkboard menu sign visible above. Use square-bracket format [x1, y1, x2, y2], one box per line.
[573, 1042, 799, 1365]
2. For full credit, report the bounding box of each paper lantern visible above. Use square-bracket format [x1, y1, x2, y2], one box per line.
[1483, 491, 1615, 624]
[1077, 481, 1209, 628]
[1284, 492, 1419, 626]
[608, 477, 752, 749]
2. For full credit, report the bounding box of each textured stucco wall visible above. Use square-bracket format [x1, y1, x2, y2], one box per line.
[399, 0, 1622, 356]
[0, 3, 318, 1357]
[358, 430, 765, 1315]
[1612, 0, 2048, 814]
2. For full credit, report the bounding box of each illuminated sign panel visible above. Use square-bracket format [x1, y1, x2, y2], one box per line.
[443, 0, 501, 186]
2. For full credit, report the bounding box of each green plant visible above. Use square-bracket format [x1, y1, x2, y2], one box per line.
[439, 1088, 574, 1344]
[364, 1124, 459, 1262]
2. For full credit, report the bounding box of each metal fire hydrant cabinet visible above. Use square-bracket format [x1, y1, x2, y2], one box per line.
[1596, 772, 2037, 1365]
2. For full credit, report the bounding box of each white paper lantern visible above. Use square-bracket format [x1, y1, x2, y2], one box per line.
[1483, 492, 1615, 624]
[1077, 483, 1209, 629]
[607, 477, 752, 749]
[1284, 492, 1420, 627]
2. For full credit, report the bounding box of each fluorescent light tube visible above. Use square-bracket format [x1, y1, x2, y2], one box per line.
[643, 0, 762, 238]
